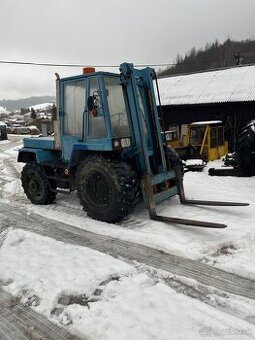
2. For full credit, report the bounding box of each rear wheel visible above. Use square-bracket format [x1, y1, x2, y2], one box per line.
[21, 162, 57, 204]
[77, 156, 139, 223]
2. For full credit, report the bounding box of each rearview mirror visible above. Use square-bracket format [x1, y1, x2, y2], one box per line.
[87, 93, 102, 111]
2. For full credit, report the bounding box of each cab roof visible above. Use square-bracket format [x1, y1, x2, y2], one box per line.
[60, 71, 119, 83]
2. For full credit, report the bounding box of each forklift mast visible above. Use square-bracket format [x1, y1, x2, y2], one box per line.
[119, 63, 167, 177]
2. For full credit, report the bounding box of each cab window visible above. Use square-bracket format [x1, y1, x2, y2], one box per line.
[104, 76, 130, 137]
[88, 77, 107, 138]
[190, 127, 205, 145]
[64, 80, 86, 136]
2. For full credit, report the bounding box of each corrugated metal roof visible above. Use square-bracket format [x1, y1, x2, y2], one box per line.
[157, 65, 255, 106]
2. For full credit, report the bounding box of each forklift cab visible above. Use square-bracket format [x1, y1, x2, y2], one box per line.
[186, 121, 228, 161]
[59, 71, 132, 161]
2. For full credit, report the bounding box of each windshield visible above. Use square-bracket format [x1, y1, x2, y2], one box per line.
[104, 76, 130, 137]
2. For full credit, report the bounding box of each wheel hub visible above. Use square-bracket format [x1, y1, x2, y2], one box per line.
[29, 179, 39, 192]
[96, 176, 109, 198]
[28, 174, 43, 197]
[86, 171, 112, 206]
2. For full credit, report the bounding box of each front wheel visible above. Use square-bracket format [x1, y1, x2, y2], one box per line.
[77, 156, 139, 223]
[21, 162, 57, 204]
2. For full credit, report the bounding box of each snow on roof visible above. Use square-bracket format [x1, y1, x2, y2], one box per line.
[0, 121, 6, 126]
[0, 106, 9, 114]
[190, 120, 223, 126]
[158, 65, 255, 105]
[28, 125, 39, 130]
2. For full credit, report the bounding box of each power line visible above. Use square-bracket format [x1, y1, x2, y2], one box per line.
[0, 60, 176, 68]
[0, 59, 223, 68]
[0, 57, 253, 69]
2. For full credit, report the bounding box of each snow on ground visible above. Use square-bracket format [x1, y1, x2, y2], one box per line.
[29, 168, 255, 279]
[0, 228, 133, 316]
[0, 227, 254, 340]
[0, 139, 9, 144]
[0, 139, 24, 202]
[0, 138, 254, 280]
[0, 138, 255, 338]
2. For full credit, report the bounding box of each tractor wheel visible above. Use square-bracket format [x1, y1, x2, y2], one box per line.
[21, 162, 57, 204]
[236, 125, 255, 176]
[77, 156, 139, 223]
[165, 145, 184, 177]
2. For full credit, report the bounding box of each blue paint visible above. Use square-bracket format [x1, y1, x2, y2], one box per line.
[23, 136, 55, 150]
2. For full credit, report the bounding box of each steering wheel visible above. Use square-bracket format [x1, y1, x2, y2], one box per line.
[111, 112, 125, 123]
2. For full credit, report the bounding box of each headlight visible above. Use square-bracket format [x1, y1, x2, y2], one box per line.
[113, 137, 131, 149]
[113, 140, 120, 148]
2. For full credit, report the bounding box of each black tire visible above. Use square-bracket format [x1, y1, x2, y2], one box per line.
[21, 162, 57, 204]
[77, 156, 139, 223]
[165, 145, 184, 178]
[236, 126, 255, 176]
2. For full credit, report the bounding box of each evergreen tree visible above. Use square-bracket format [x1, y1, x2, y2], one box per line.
[158, 38, 255, 77]
[31, 108, 37, 120]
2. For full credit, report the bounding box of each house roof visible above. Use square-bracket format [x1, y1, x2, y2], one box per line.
[157, 65, 255, 106]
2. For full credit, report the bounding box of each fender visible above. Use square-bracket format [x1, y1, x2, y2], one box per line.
[18, 147, 59, 164]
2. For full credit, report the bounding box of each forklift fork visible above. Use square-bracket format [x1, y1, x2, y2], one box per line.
[143, 166, 249, 229]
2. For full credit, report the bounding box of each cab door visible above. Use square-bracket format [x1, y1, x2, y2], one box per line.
[61, 79, 87, 161]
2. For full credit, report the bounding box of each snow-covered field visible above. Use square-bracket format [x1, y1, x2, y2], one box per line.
[0, 136, 255, 339]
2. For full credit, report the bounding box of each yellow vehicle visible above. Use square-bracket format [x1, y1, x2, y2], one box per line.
[186, 121, 228, 161]
[165, 124, 185, 149]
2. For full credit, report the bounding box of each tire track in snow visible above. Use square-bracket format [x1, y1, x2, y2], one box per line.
[0, 287, 80, 340]
[1, 202, 255, 329]
[134, 262, 255, 325]
[49, 200, 85, 218]
[3, 158, 21, 180]
[0, 201, 255, 302]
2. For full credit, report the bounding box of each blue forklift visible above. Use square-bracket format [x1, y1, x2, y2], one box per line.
[17, 63, 247, 228]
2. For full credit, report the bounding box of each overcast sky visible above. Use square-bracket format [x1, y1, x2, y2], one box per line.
[0, 0, 255, 100]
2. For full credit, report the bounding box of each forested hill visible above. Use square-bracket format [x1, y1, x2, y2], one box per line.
[0, 96, 55, 112]
[158, 38, 255, 77]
